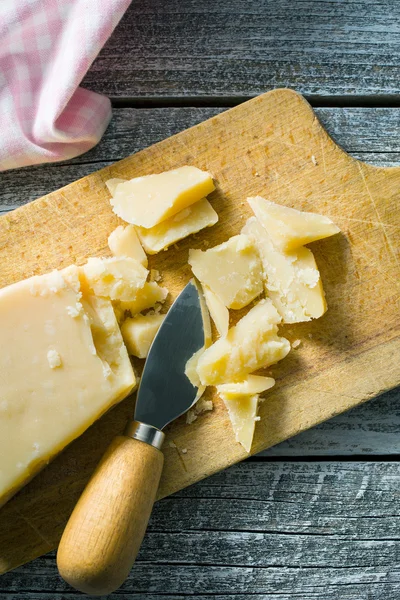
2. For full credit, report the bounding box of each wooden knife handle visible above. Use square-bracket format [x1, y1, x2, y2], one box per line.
[57, 435, 164, 596]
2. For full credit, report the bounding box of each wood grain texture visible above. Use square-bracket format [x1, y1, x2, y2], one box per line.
[0, 89, 399, 574]
[82, 0, 400, 99]
[57, 436, 163, 595]
[1, 107, 399, 460]
[2, 462, 400, 599]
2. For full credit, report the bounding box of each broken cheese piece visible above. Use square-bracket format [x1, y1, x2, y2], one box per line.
[196, 299, 290, 385]
[135, 198, 218, 254]
[116, 282, 168, 317]
[121, 313, 165, 359]
[202, 285, 229, 337]
[81, 257, 148, 302]
[108, 225, 148, 267]
[217, 375, 275, 397]
[0, 267, 135, 507]
[248, 196, 340, 251]
[243, 217, 326, 323]
[220, 393, 259, 453]
[189, 234, 263, 309]
[110, 166, 215, 229]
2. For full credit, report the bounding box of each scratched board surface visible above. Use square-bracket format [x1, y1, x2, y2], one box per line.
[0, 89, 399, 574]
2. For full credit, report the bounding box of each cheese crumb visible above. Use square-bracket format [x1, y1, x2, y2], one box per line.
[66, 302, 83, 318]
[186, 397, 214, 424]
[181, 448, 188, 454]
[169, 441, 177, 448]
[292, 339, 301, 348]
[47, 349, 62, 369]
[186, 409, 198, 424]
[150, 269, 161, 282]
[311, 155, 318, 166]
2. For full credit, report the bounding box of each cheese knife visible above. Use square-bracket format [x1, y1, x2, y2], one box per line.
[57, 281, 205, 596]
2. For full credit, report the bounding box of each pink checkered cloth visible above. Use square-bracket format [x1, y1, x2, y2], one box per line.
[0, 0, 131, 171]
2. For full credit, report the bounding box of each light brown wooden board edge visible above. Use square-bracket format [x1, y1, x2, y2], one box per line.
[0, 89, 399, 574]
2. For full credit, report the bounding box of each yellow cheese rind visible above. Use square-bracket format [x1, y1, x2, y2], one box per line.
[81, 257, 148, 302]
[110, 166, 215, 229]
[248, 196, 340, 251]
[116, 282, 168, 317]
[121, 313, 165, 359]
[189, 234, 263, 309]
[0, 268, 135, 507]
[216, 375, 275, 397]
[105, 178, 127, 196]
[197, 299, 290, 385]
[108, 225, 148, 267]
[135, 198, 218, 254]
[202, 285, 229, 337]
[243, 218, 327, 323]
[220, 393, 259, 453]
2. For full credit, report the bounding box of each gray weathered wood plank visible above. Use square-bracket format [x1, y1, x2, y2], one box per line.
[82, 0, 400, 99]
[1, 106, 400, 457]
[2, 462, 400, 599]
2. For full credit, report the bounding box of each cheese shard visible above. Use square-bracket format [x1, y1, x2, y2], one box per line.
[108, 225, 148, 267]
[217, 375, 275, 397]
[248, 196, 340, 251]
[202, 285, 229, 337]
[220, 393, 259, 453]
[0, 267, 135, 508]
[105, 178, 126, 196]
[135, 199, 218, 254]
[196, 299, 290, 386]
[185, 282, 213, 401]
[121, 313, 165, 359]
[116, 282, 168, 318]
[243, 217, 326, 323]
[110, 166, 215, 229]
[188, 234, 263, 309]
[81, 257, 148, 302]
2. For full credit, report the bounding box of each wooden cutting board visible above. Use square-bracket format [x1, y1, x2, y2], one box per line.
[0, 89, 399, 574]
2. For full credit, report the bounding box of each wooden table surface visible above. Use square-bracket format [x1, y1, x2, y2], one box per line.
[1, 1, 400, 598]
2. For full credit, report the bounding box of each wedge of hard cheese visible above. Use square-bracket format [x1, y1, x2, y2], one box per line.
[0, 267, 136, 508]
[110, 166, 215, 228]
[243, 217, 327, 323]
[197, 299, 290, 385]
[248, 196, 340, 251]
[189, 234, 263, 309]
[135, 198, 218, 254]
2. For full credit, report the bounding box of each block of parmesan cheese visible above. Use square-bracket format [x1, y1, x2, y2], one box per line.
[110, 166, 215, 229]
[81, 257, 148, 302]
[188, 234, 263, 309]
[135, 198, 218, 254]
[108, 225, 148, 267]
[217, 375, 275, 397]
[243, 217, 326, 323]
[196, 299, 290, 385]
[0, 267, 136, 508]
[219, 393, 259, 453]
[202, 285, 229, 337]
[248, 196, 340, 251]
[116, 282, 168, 318]
[121, 313, 165, 359]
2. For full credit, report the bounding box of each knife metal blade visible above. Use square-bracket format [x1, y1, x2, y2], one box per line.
[134, 280, 205, 430]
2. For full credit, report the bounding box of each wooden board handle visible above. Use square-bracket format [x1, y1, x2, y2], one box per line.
[57, 435, 164, 596]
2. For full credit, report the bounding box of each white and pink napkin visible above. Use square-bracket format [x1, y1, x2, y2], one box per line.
[0, 0, 131, 171]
